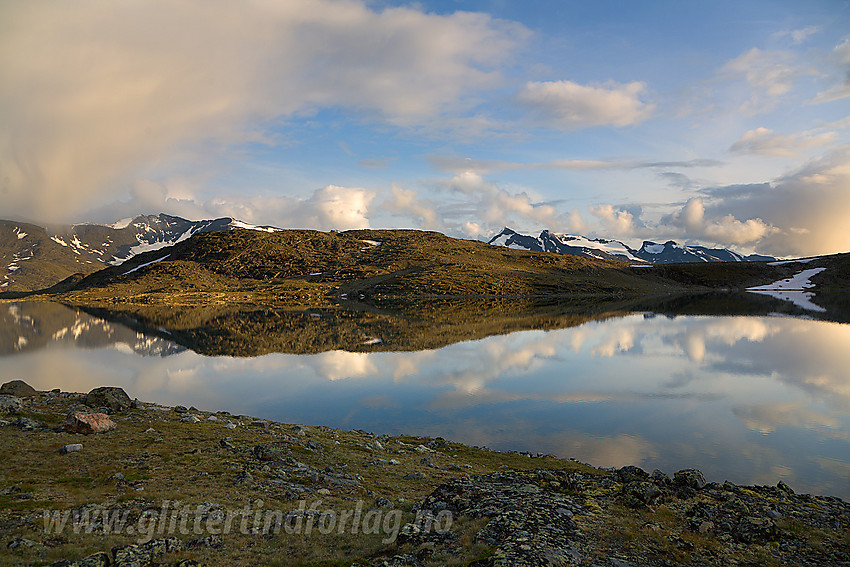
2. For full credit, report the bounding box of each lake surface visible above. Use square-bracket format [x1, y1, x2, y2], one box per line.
[2, 300, 849, 499]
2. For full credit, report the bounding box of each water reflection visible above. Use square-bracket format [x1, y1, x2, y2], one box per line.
[1, 301, 848, 499]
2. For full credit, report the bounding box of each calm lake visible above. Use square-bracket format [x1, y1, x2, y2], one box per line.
[2, 299, 849, 499]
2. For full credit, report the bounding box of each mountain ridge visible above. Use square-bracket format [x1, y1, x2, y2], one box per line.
[488, 227, 777, 264]
[0, 214, 280, 291]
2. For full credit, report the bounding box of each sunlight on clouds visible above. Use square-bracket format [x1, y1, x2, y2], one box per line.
[590, 204, 644, 237]
[0, 0, 526, 222]
[664, 196, 778, 246]
[384, 184, 442, 230]
[517, 80, 654, 130]
[98, 182, 375, 230]
[698, 148, 850, 255]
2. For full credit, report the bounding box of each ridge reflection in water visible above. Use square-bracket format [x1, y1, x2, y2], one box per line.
[1, 302, 848, 499]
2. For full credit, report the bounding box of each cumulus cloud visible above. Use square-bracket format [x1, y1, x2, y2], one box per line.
[730, 127, 838, 157]
[516, 80, 654, 130]
[91, 182, 375, 230]
[383, 184, 443, 230]
[589, 204, 649, 237]
[0, 0, 526, 222]
[689, 147, 850, 255]
[447, 171, 566, 231]
[663, 197, 777, 246]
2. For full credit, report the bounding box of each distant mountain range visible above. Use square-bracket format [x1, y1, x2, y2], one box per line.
[488, 227, 776, 264]
[1, 215, 778, 292]
[0, 214, 279, 291]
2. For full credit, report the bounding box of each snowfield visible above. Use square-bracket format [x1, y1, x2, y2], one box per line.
[747, 267, 827, 312]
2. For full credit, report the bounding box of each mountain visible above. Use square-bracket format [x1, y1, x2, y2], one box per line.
[634, 240, 776, 263]
[1, 214, 279, 291]
[488, 228, 776, 264]
[489, 228, 646, 262]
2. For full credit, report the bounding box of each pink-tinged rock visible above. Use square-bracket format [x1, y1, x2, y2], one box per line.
[63, 411, 116, 434]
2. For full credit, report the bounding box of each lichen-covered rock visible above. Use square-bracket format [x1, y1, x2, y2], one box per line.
[0, 379, 38, 397]
[63, 411, 116, 434]
[616, 465, 649, 484]
[253, 443, 284, 461]
[674, 468, 707, 490]
[621, 481, 662, 507]
[84, 386, 132, 412]
[0, 395, 23, 415]
[411, 471, 585, 566]
[50, 551, 110, 567]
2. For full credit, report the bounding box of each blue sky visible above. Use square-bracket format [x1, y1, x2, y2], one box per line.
[2, 0, 849, 256]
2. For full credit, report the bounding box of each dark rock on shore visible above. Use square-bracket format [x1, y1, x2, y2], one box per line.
[83, 387, 132, 412]
[0, 380, 38, 397]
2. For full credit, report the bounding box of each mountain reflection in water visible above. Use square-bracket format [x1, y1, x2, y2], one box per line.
[1, 297, 849, 499]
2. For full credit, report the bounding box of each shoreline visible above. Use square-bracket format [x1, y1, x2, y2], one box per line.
[1, 383, 849, 566]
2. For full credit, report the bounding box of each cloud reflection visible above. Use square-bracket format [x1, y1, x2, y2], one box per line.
[4, 311, 850, 497]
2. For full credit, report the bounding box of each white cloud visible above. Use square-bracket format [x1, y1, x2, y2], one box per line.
[383, 184, 442, 230]
[719, 48, 816, 113]
[0, 0, 527, 222]
[693, 147, 850, 255]
[516, 80, 654, 130]
[774, 26, 821, 45]
[448, 171, 563, 230]
[664, 196, 777, 247]
[92, 182, 375, 231]
[589, 204, 646, 237]
[428, 155, 721, 174]
[730, 127, 838, 157]
[811, 39, 850, 104]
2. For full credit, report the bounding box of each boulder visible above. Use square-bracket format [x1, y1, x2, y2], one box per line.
[616, 465, 649, 484]
[84, 387, 132, 412]
[0, 380, 38, 397]
[0, 395, 23, 415]
[674, 469, 707, 490]
[60, 444, 83, 454]
[63, 412, 116, 435]
[621, 481, 663, 507]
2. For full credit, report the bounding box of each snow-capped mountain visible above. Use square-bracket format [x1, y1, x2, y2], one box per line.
[635, 240, 775, 263]
[489, 228, 646, 262]
[488, 228, 776, 264]
[1, 214, 280, 291]
[54, 213, 280, 265]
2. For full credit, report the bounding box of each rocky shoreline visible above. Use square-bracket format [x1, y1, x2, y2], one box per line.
[1, 381, 848, 566]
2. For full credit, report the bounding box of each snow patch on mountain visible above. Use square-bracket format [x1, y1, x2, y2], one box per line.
[124, 255, 171, 275]
[746, 267, 827, 312]
[229, 220, 280, 233]
[747, 268, 826, 291]
[110, 217, 134, 229]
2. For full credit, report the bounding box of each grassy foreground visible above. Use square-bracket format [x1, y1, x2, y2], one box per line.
[1, 387, 848, 567]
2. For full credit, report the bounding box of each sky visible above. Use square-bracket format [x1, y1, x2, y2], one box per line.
[1, 0, 849, 257]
